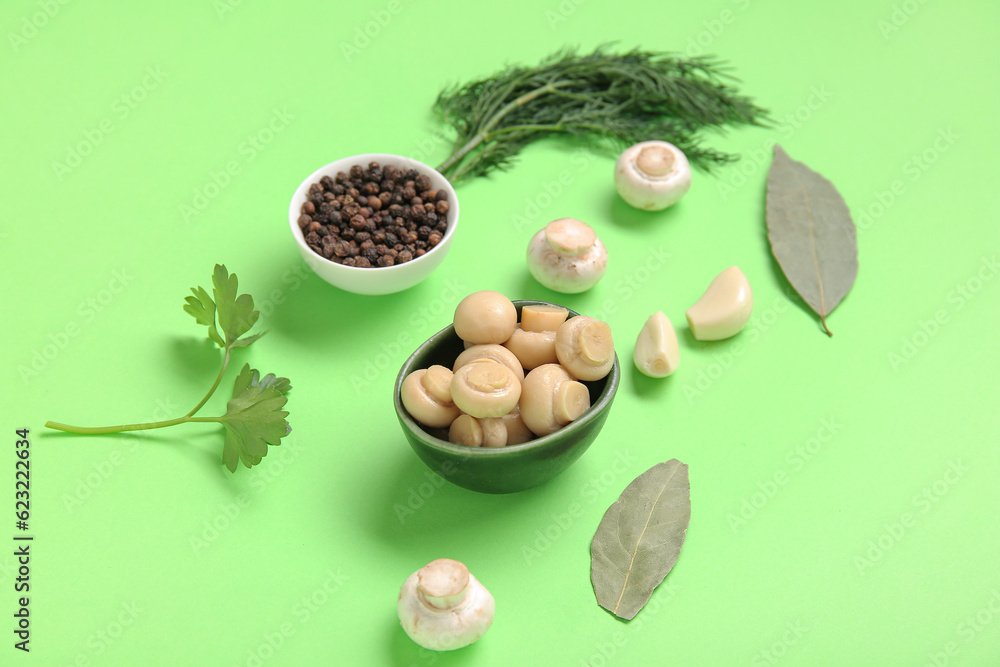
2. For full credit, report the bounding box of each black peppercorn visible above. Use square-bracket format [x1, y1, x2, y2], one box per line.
[301, 162, 449, 269]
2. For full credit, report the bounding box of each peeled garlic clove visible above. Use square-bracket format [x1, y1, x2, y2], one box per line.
[685, 266, 753, 341]
[634, 312, 679, 378]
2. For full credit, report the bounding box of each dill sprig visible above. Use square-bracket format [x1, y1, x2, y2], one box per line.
[434, 46, 770, 182]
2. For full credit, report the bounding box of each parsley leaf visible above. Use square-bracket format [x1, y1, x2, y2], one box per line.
[185, 264, 267, 350]
[220, 364, 292, 472]
[46, 264, 291, 475]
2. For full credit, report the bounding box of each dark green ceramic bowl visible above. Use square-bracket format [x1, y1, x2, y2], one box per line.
[393, 300, 620, 494]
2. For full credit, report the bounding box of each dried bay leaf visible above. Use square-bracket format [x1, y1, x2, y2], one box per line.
[766, 145, 858, 336]
[591, 460, 690, 620]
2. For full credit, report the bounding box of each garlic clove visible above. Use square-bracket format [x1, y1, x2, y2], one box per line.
[685, 266, 753, 341]
[633, 311, 680, 378]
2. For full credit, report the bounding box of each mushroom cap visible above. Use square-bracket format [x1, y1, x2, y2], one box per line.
[554, 316, 615, 381]
[449, 414, 508, 447]
[500, 405, 534, 446]
[453, 344, 525, 382]
[519, 363, 591, 436]
[526, 220, 607, 294]
[503, 326, 558, 371]
[400, 367, 462, 429]
[450, 359, 522, 418]
[453, 291, 517, 344]
[614, 140, 692, 211]
[398, 558, 495, 651]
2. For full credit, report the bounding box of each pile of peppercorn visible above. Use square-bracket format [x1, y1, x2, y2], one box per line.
[297, 162, 450, 268]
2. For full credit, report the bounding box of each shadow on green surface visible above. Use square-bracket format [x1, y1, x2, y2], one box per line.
[606, 190, 683, 229]
[387, 618, 486, 666]
[628, 362, 681, 401]
[168, 336, 224, 390]
[357, 436, 597, 553]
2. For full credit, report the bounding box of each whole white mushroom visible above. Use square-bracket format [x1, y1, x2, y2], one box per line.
[398, 558, 495, 651]
[526, 218, 607, 294]
[614, 140, 692, 211]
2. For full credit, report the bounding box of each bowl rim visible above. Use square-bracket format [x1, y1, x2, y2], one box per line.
[287, 152, 460, 275]
[393, 300, 621, 457]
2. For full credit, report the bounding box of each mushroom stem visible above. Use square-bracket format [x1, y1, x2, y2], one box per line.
[417, 559, 470, 609]
[636, 145, 675, 177]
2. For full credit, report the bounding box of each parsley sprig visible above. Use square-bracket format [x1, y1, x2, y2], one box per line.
[45, 265, 291, 472]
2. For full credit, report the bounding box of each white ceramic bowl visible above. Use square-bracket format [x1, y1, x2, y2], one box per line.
[288, 153, 459, 295]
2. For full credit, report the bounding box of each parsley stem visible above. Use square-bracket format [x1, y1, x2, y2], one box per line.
[185, 347, 231, 417]
[44, 415, 218, 435]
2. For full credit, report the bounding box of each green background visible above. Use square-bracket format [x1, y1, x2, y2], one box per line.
[2, 0, 998, 664]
